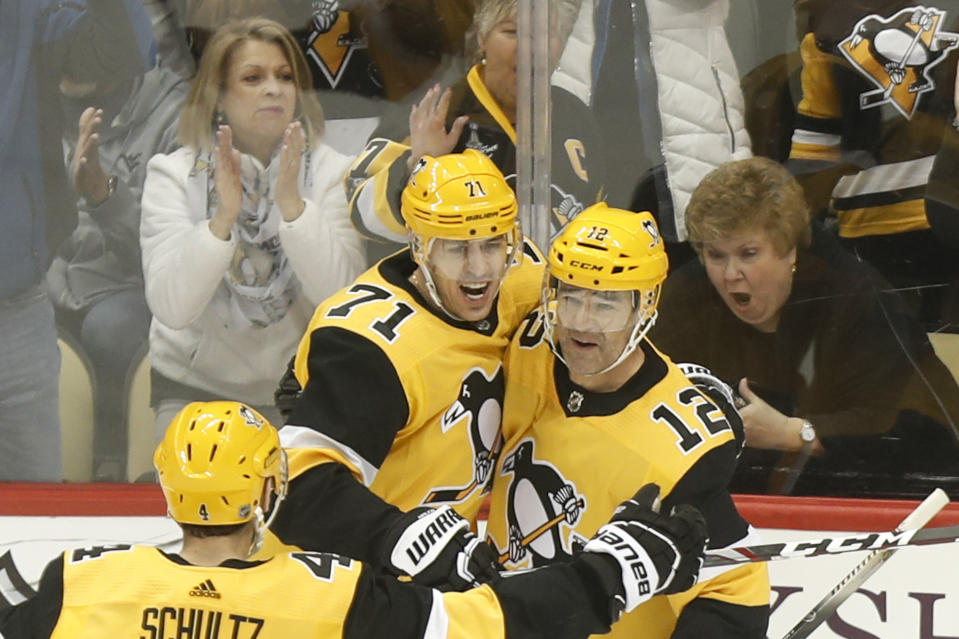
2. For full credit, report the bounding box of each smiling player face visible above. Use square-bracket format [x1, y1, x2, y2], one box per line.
[425, 234, 511, 322]
[552, 284, 638, 376]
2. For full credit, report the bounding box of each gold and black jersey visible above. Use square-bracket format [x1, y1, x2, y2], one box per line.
[0, 544, 622, 639]
[272, 246, 544, 558]
[345, 65, 606, 244]
[788, 2, 959, 238]
[486, 311, 770, 638]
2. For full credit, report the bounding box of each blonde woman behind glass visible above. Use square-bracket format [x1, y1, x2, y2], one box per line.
[141, 18, 365, 443]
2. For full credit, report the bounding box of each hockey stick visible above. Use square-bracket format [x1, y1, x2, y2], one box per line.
[497, 498, 587, 564]
[426, 433, 503, 503]
[425, 478, 480, 504]
[703, 521, 959, 569]
[780, 488, 949, 639]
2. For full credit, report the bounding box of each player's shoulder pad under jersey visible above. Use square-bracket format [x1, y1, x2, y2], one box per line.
[638, 356, 738, 465]
[499, 239, 546, 323]
[308, 269, 424, 348]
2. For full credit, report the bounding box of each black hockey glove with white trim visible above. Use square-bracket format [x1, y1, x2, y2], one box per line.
[581, 484, 706, 620]
[381, 505, 500, 590]
[678, 362, 745, 454]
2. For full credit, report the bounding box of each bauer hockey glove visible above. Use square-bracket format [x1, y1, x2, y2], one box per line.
[581, 483, 706, 619]
[678, 362, 746, 453]
[382, 505, 500, 590]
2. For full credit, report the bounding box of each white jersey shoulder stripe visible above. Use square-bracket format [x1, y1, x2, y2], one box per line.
[422, 590, 451, 639]
[279, 425, 379, 486]
[791, 128, 842, 149]
[833, 156, 935, 199]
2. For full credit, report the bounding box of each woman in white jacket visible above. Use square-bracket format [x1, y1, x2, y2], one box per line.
[140, 17, 365, 441]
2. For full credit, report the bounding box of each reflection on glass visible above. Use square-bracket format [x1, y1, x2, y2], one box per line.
[652, 157, 959, 498]
[3, 0, 959, 502]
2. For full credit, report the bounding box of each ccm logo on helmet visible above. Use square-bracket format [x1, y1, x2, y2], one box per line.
[569, 260, 603, 271]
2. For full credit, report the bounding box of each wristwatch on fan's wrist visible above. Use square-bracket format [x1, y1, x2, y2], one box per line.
[798, 419, 816, 454]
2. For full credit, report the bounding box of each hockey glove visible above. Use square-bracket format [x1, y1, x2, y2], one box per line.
[382, 505, 500, 590]
[582, 483, 706, 619]
[678, 362, 745, 453]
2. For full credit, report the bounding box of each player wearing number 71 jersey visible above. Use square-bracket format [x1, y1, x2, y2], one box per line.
[486, 204, 771, 638]
[268, 150, 544, 589]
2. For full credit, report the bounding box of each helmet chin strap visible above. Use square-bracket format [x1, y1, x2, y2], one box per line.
[248, 506, 268, 557]
[418, 261, 470, 323]
[410, 233, 519, 324]
[247, 451, 289, 558]
[586, 310, 658, 376]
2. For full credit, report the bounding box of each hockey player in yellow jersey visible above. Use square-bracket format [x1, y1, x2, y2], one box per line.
[269, 150, 545, 588]
[0, 400, 709, 639]
[485, 204, 771, 638]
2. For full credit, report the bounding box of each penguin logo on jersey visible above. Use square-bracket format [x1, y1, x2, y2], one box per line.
[550, 184, 585, 233]
[306, 0, 368, 89]
[423, 366, 505, 504]
[839, 6, 959, 119]
[492, 439, 587, 568]
[465, 124, 500, 157]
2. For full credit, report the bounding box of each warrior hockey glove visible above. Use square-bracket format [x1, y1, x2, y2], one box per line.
[582, 483, 706, 619]
[382, 505, 500, 590]
[678, 362, 745, 453]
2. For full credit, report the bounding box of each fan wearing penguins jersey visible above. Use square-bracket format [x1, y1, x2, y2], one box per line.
[787, 1, 959, 326]
[344, 0, 605, 246]
[0, 400, 708, 639]
[268, 151, 543, 589]
[485, 204, 771, 639]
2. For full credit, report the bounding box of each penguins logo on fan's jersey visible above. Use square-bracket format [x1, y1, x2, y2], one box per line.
[491, 439, 587, 568]
[306, 0, 368, 89]
[423, 366, 505, 504]
[549, 183, 585, 231]
[839, 6, 959, 119]
[465, 124, 500, 157]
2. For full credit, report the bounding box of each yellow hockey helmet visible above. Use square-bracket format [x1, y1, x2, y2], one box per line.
[543, 204, 669, 375]
[548, 203, 668, 292]
[154, 401, 287, 527]
[401, 149, 518, 240]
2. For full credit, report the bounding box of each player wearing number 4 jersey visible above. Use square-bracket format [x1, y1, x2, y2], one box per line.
[0, 401, 708, 639]
[486, 204, 770, 638]
[269, 150, 543, 588]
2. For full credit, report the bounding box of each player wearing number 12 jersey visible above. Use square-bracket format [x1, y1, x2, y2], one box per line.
[485, 204, 770, 638]
[0, 401, 710, 639]
[270, 150, 544, 588]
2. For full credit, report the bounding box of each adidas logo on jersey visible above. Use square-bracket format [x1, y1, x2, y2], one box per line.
[189, 579, 221, 599]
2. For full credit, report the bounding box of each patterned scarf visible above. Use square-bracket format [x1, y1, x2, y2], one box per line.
[198, 143, 313, 329]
